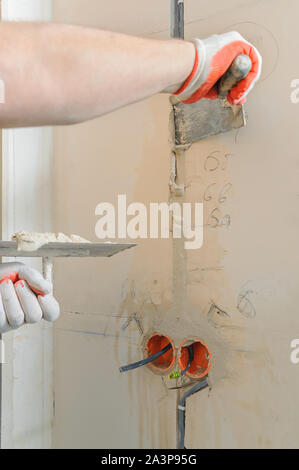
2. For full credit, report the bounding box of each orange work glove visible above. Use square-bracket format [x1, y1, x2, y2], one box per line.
[174, 31, 262, 105]
[0, 262, 60, 333]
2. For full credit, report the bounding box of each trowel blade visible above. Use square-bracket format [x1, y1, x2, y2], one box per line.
[171, 97, 246, 145]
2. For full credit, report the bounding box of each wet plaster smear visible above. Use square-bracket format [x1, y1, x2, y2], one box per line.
[52, 0, 299, 448]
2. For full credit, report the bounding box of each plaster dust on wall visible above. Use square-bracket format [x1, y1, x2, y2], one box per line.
[52, 0, 299, 450]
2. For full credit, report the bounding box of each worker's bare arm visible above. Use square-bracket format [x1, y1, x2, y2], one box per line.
[0, 22, 195, 127]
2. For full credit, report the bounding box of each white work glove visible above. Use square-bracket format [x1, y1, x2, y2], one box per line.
[0, 262, 60, 333]
[174, 31, 262, 105]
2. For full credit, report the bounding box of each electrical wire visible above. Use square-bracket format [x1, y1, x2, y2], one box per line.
[119, 342, 172, 373]
[169, 344, 194, 381]
[181, 344, 194, 376]
[178, 379, 209, 449]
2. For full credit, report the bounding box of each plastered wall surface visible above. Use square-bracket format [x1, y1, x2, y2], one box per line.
[53, 0, 299, 449]
[53, 1, 175, 449]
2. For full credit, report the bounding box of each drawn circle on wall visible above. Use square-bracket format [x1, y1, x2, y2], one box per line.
[145, 333, 175, 373]
[178, 338, 212, 379]
[223, 22, 279, 83]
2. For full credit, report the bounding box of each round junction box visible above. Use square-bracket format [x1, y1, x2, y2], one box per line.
[178, 337, 211, 379]
[145, 333, 175, 374]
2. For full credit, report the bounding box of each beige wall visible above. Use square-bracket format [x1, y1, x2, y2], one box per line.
[53, 0, 299, 449]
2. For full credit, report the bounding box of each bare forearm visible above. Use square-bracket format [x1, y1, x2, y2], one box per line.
[0, 22, 195, 128]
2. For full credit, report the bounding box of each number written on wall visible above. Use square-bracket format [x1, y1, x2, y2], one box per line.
[203, 151, 233, 229]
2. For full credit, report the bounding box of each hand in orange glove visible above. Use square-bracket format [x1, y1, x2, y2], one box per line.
[0, 262, 60, 333]
[174, 31, 262, 105]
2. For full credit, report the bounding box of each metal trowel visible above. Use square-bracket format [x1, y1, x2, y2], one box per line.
[170, 0, 252, 146]
[171, 54, 252, 146]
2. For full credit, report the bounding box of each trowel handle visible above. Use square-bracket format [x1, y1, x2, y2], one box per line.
[218, 54, 252, 99]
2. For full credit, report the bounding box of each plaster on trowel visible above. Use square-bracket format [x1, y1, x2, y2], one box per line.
[170, 0, 252, 146]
